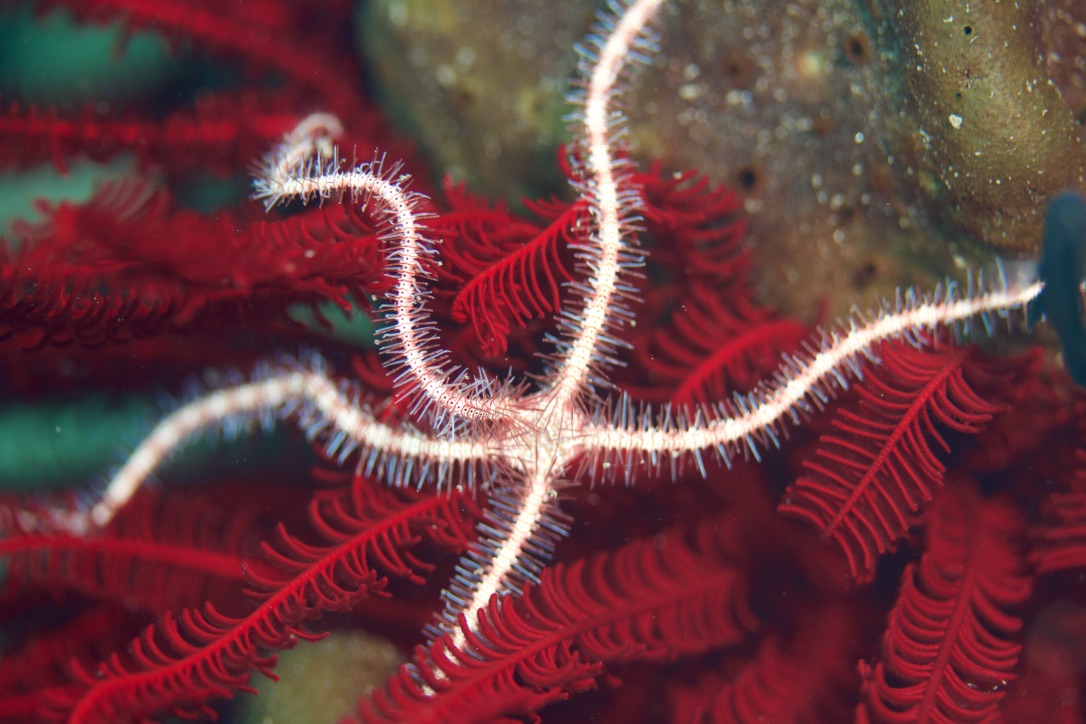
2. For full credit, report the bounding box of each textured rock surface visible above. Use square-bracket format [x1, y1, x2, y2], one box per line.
[237, 629, 403, 723]
[884, 0, 1086, 253]
[358, 0, 592, 201]
[358, 0, 1086, 319]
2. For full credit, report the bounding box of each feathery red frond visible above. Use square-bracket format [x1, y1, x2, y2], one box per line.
[440, 184, 584, 356]
[635, 161, 749, 282]
[999, 602, 1086, 724]
[0, 489, 249, 613]
[439, 160, 748, 359]
[31, 0, 359, 113]
[0, 179, 387, 347]
[0, 92, 301, 176]
[1029, 449, 1086, 574]
[779, 342, 1025, 582]
[46, 483, 480, 723]
[632, 284, 808, 403]
[0, 607, 133, 709]
[670, 607, 861, 723]
[857, 482, 1030, 723]
[357, 519, 759, 723]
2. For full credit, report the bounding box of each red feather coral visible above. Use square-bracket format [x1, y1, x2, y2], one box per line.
[0, 489, 249, 613]
[1030, 449, 1086, 574]
[440, 185, 583, 356]
[779, 342, 1033, 582]
[634, 161, 749, 282]
[0, 92, 302, 176]
[634, 284, 809, 403]
[38, 481, 480, 723]
[1, 179, 388, 348]
[670, 604, 862, 724]
[357, 518, 758, 723]
[30, 0, 359, 113]
[857, 482, 1031, 723]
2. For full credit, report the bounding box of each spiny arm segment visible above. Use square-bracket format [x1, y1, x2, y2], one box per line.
[418, 1, 673, 654]
[430, 468, 571, 651]
[583, 277, 1044, 474]
[547, 0, 666, 407]
[253, 112, 343, 194]
[253, 114, 513, 425]
[43, 355, 491, 535]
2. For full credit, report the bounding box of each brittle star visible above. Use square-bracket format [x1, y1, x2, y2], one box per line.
[39, 0, 1045, 656]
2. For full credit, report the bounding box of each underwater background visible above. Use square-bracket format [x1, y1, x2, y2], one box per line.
[1, 1, 1085, 722]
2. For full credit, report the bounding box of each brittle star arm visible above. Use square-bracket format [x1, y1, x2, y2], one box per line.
[436, 464, 565, 655]
[47, 365, 491, 535]
[253, 115, 514, 424]
[581, 280, 1045, 468]
[547, 0, 667, 408]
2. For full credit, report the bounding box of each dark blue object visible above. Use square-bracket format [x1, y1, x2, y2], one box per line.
[1036, 190, 1086, 386]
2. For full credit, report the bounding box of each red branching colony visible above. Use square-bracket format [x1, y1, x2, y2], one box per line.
[0, 1, 1083, 723]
